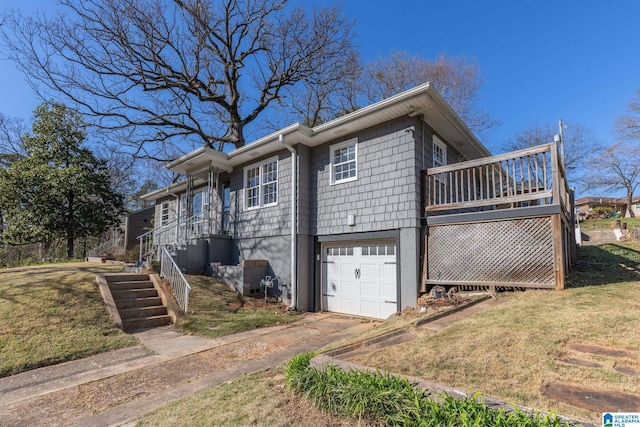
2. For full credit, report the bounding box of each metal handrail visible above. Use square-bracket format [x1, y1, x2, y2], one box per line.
[160, 246, 191, 313]
[137, 208, 220, 263]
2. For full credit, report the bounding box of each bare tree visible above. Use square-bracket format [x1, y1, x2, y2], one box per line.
[1, 0, 357, 159]
[0, 114, 26, 167]
[616, 89, 640, 141]
[271, 48, 361, 129]
[359, 51, 496, 133]
[586, 141, 640, 217]
[504, 121, 601, 184]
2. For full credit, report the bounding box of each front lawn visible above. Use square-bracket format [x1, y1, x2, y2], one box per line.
[350, 241, 640, 424]
[173, 275, 300, 338]
[0, 262, 136, 377]
[136, 242, 640, 425]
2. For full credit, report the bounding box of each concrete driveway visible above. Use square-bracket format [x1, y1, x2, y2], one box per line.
[0, 313, 374, 427]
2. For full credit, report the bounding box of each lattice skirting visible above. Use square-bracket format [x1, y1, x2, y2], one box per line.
[428, 217, 555, 287]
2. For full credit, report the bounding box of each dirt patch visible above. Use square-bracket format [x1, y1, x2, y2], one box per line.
[557, 358, 603, 368]
[1, 323, 336, 427]
[567, 343, 638, 361]
[542, 382, 640, 412]
[614, 365, 640, 376]
[400, 288, 473, 319]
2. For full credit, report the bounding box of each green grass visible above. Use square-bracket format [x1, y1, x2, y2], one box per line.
[134, 242, 640, 425]
[285, 353, 568, 426]
[578, 217, 640, 231]
[173, 275, 301, 338]
[134, 365, 355, 427]
[352, 241, 640, 424]
[0, 262, 137, 377]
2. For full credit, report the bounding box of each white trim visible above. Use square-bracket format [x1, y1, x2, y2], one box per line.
[160, 202, 170, 226]
[433, 135, 447, 167]
[329, 138, 358, 185]
[243, 155, 279, 211]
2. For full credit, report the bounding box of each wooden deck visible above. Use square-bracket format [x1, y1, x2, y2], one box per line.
[422, 142, 575, 291]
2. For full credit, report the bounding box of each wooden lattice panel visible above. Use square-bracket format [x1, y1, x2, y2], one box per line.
[428, 217, 555, 286]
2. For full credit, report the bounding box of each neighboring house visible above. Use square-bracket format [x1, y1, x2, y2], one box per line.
[123, 206, 155, 251]
[575, 197, 627, 218]
[575, 196, 640, 219]
[87, 206, 155, 258]
[140, 83, 574, 319]
[628, 198, 640, 218]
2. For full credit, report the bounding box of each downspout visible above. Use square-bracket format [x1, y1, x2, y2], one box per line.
[279, 134, 297, 310]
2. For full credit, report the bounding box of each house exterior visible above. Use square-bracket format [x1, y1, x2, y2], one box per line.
[575, 197, 627, 218]
[141, 83, 574, 319]
[123, 206, 154, 251]
[575, 196, 640, 219]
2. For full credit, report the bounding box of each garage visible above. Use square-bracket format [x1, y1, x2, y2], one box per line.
[322, 241, 398, 319]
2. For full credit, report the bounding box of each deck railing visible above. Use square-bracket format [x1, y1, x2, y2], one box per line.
[160, 246, 191, 313]
[425, 142, 570, 215]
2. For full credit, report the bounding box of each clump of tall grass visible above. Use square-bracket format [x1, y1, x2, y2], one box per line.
[286, 353, 568, 426]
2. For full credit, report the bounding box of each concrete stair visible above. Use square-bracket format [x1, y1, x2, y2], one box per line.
[103, 274, 171, 332]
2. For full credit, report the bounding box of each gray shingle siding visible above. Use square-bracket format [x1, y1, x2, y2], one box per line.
[312, 117, 422, 236]
[228, 149, 292, 239]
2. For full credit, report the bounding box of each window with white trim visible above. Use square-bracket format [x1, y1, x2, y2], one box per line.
[433, 135, 448, 204]
[160, 202, 170, 226]
[433, 135, 447, 167]
[244, 157, 278, 210]
[330, 139, 357, 184]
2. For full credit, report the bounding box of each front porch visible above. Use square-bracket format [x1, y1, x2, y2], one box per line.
[422, 142, 575, 290]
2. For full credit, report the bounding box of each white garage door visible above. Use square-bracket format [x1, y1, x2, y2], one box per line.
[322, 242, 398, 319]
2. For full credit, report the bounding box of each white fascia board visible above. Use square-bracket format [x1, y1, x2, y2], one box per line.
[311, 82, 435, 137]
[166, 146, 232, 175]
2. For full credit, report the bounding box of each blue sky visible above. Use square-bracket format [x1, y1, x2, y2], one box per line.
[1, 0, 639, 156]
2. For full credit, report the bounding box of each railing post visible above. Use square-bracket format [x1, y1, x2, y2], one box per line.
[550, 142, 561, 205]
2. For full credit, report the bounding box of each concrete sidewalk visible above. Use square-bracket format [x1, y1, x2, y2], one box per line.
[0, 313, 374, 427]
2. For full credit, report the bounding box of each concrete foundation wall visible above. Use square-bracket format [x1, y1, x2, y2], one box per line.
[296, 234, 315, 311]
[399, 227, 420, 310]
[213, 261, 269, 297]
[236, 234, 292, 304]
[175, 239, 208, 274]
[208, 236, 235, 265]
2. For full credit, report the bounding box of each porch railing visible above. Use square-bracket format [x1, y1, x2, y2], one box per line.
[137, 209, 221, 262]
[160, 245, 191, 313]
[425, 142, 570, 215]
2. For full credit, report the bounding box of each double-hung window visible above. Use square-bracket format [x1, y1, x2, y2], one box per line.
[432, 135, 448, 204]
[433, 135, 447, 167]
[160, 202, 170, 226]
[330, 138, 357, 185]
[244, 156, 278, 210]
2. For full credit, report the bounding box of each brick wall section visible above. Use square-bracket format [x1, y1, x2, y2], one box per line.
[311, 117, 422, 236]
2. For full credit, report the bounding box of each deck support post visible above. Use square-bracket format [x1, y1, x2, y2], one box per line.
[551, 214, 565, 290]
